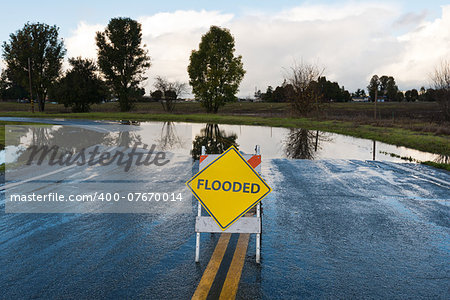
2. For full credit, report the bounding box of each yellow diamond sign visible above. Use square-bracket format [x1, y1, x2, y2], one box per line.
[186, 146, 272, 230]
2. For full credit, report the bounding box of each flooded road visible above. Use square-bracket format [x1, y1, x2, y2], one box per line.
[240, 159, 449, 299]
[0, 118, 449, 299]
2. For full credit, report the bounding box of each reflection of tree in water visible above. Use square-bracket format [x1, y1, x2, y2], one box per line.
[13, 125, 144, 164]
[157, 122, 183, 151]
[23, 126, 143, 149]
[284, 128, 328, 159]
[109, 130, 142, 148]
[13, 126, 111, 164]
[191, 124, 239, 160]
[434, 155, 449, 164]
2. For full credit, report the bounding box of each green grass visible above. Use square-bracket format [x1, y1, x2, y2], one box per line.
[422, 161, 450, 171]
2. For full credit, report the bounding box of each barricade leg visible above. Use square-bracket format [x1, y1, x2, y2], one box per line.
[255, 145, 261, 264]
[256, 202, 261, 263]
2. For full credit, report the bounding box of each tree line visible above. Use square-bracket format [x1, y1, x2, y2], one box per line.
[256, 76, 351, 103]
[1, 19, 151, 112]
[366, 75, 439, 102]
[258, 74, 440, 104]
[0, 20, 244, 113]
[0, 18, 448, 120]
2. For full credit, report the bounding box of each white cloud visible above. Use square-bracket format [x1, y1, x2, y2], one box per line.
[61, 3, 450, 96]
[231, 2, 403, 95]
[65, 21, 104, 60]
[138, 10, 234, 91]
[376, 5, 450, 89]
[139, 10, 233, 38]
[273, 1, 397, 22]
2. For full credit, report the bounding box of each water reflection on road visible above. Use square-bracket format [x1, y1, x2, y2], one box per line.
[0, 120, 446, 165]
[191, 123, 238, 160]
[186, 122, 443, 163]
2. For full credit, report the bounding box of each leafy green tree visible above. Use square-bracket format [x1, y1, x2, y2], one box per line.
[272, 86, 285, 102]
[367, 75, 380, 102]
[164, 90, 177, 100]
[367, 75, 381, 119]
[340, 87, 351, 102]
[423, 88, 436, 102]
[419, 86, 426, 101]
[188, 26, 245, 113]
[151, 90, 163, 101]
[262, 82, 293, 102]
[0, 76, 28, 100]
[96, 17, 151, 112]
[316, 76, 350, 102]
[372, 75, 399, 101]
[353, 88, 366, 97]
[129, 86, 145, 102]
[395, 91, 404, 102]
[2, 22, 65, 111]
[385, 77, 398, 101]
[410, 89, 419, 101]
[318, 76, 338, 101]
[254, 89, 262, 101]
[405, 89, 419, 102]
[262, 86, 273, 102]
[51, 57, 108, 112]
[382, 76, 399, 101]
[0, 71, 9, 100]
[405, 90, 412, 102]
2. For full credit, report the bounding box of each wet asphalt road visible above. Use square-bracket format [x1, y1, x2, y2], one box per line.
[1, 158, 449, 299]
[0, 117, 449, 299]
[238, 160, 449, 299]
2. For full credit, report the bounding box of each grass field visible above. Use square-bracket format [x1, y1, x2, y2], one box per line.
[1, 101, 447, 132]
[0, 100, 443, 120]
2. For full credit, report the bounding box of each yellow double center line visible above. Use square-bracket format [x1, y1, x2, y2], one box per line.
[192, 233, 250, 300]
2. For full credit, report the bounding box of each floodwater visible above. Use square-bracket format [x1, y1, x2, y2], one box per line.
[186, 122, 444, 162]
[0, 118, 449, 299]
[0, 118, 445, 165]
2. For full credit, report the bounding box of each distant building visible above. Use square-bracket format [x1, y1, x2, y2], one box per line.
[356, 96, 386, 102]
[352, 97, 369, 102]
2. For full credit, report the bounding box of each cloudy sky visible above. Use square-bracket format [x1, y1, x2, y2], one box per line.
[1, 0, 449, 97]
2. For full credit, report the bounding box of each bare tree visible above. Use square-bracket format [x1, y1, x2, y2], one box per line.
[153, 76, 188, 112]
[431, 60, 450, 121]
[284, 128, 330, 159]
[285, 61, 324, 117]
[156, 122, 183, 150]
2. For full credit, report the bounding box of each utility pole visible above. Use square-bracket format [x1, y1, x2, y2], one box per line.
[374, 84, 378, 120]
[28, 57, 34, 113]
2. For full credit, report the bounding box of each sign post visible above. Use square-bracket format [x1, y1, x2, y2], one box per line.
[187, 145, 271, 263]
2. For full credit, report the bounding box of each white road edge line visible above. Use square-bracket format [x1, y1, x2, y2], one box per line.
[1, 164, 76, 190]
[1, 146, 120, 191]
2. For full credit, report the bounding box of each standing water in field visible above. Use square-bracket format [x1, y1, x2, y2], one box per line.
[1, 119, 444, 164]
